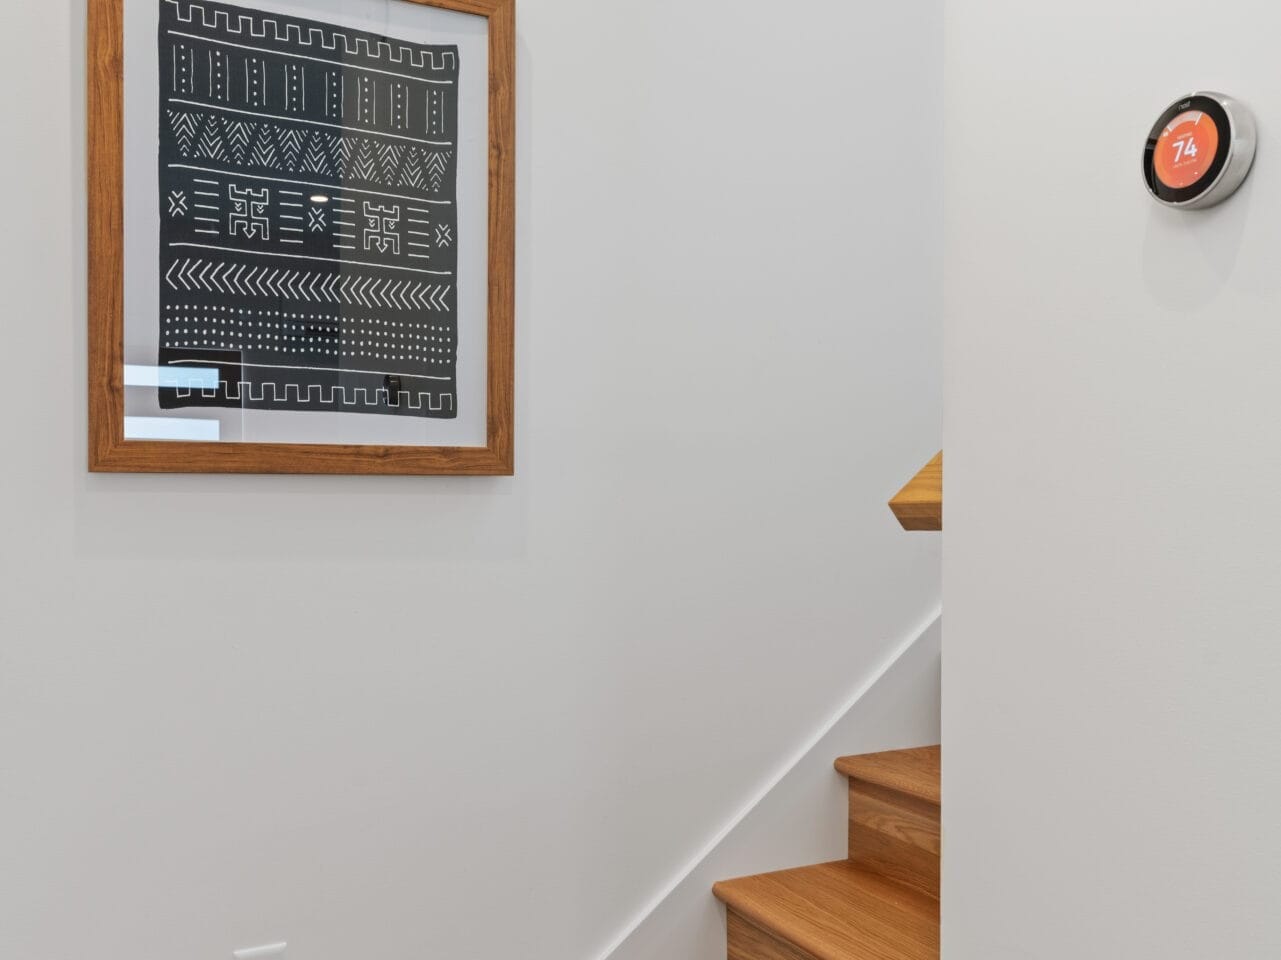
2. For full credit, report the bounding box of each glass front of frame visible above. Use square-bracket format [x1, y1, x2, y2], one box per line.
[123, 0, 489, 445]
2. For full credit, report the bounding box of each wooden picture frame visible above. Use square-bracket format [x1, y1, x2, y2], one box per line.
[88, 0, 514, 474]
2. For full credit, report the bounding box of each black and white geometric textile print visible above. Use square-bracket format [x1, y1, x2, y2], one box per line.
[157, 0, 459, 419]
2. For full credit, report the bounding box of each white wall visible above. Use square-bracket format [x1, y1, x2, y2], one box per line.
[0, 1, 941, 958]
[944, 3, 1281, 957]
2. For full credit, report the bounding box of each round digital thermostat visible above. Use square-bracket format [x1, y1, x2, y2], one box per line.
[1143, 92, 1256, 209]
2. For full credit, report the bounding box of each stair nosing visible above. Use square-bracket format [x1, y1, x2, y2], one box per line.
[833, 745, 941, 806]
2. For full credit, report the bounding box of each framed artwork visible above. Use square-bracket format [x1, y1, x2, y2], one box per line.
[88, 0, 514, 474]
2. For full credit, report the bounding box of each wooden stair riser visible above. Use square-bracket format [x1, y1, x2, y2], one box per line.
[846, 779, 940, 900]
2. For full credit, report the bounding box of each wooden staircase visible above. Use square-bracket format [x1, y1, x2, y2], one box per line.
[713, 745, 940, 960]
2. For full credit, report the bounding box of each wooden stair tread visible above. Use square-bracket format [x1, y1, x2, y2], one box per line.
[834, 746, 940, 806]
[888, 452, 942, 531]
[713, 860, 938, 960]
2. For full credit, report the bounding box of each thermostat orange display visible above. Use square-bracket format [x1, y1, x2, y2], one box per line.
[1144, 92, 1255, 210]
[1153, 110, 1220, 189]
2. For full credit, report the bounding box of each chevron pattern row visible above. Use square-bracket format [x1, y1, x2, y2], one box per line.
[164, 258, 452, 310]
[167, 110, 454, 193]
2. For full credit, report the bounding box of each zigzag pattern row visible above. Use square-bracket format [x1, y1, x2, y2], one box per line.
[167, 0, 457, 73]
[172, 381, 454, 410]
[168, 111, 453, 192]
[164, 258, 452, 310]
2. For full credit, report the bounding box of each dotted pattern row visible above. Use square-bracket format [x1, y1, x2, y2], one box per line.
[162, 307, 454, 366]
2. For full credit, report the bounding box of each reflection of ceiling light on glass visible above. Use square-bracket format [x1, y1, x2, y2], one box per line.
[310, 194, 330, 204]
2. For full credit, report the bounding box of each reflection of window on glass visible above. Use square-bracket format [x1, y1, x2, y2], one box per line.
[156, 0, 461, 419]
